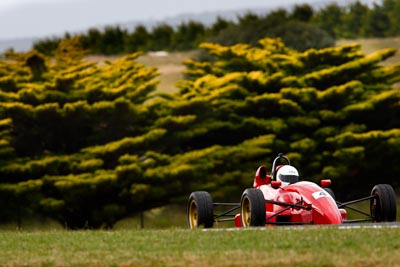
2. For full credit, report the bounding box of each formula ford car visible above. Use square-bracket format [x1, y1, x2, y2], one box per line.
[187, 153, 397, 228]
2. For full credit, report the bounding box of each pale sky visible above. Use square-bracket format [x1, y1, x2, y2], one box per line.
[0, 0, 373, 40]
[0, 0, 72, 9]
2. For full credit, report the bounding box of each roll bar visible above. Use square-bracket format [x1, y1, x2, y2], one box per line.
[271, 153, 291, 180]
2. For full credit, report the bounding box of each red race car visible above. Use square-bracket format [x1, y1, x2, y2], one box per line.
[187, 153, 397, 228]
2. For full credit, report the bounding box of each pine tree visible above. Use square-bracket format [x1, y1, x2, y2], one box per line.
[177, 38, 400, 198]
[1, 37, 399, 228]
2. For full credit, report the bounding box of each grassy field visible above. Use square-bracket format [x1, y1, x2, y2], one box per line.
[336, 37, 400, 65]
[0, 227, 399, 267]
[4, 197, 400, 230]
[137, 51, 198, 94]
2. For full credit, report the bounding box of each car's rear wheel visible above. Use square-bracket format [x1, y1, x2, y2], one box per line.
[241, 188, 266, 227]
[187, 191, 214, 229]
[370, 184, 397, 222]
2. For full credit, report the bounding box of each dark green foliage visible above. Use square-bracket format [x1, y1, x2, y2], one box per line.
[291, 4, 314, 22]
[181, 38, 400, 199]
[312, 3, 343, 38]
[365, 3, 391, 37]
[201, 10, 335, 52]
[149, 24, 174, 51]
[0, 41, 160, 228]
[267, 21, 335, 52]
[1, 36, 400, 229]
[312, 0, 400, 38]
[171, 21, 206, 51]
[123, 25, 151, 53]
[32, 1, 400, 56]
[210, 16, 234, 35]
[99, 26, 127, 55]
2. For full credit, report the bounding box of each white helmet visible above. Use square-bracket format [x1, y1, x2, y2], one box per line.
[276, 165, 299, 185]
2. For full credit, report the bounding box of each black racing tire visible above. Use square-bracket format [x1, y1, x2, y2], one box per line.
[324, 188, 336, 201]
[370, 184, 397, 222]
[240, 188, 266, 227]
[187, 191, 214, 229]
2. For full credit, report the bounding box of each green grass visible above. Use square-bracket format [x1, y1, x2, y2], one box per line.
[115, 205, 189, 229]
[5, 198, 400, 231]
[0, 227, 399, 266]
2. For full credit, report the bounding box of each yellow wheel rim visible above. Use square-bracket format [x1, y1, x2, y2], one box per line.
[188, 200, 198, 228]
[241, 197, 251, 227]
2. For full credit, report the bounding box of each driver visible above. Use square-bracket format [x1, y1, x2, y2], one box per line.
[275, 165, 299, 186]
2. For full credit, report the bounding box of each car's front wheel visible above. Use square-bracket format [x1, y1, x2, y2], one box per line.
[370, 184, 397, 222]
[187, 191, 214, 229]
[241, 188, 266, 227]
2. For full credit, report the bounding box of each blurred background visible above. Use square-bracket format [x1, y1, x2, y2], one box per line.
[0, 0, 399, 230]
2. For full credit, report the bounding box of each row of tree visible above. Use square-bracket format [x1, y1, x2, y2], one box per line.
[0, 37, 399, 228]
[31, 0, 400, 56]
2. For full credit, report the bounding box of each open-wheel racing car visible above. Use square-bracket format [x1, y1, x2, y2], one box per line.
[187, 153, 397, 228]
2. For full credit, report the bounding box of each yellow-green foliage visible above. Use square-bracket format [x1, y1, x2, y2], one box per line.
[177, 37, 400, 196]
[52, 36, 90, 69]
[0, 39, 163, 228]
[1, 37, 400, 228]
[82, 128, 167, 156]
